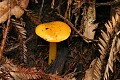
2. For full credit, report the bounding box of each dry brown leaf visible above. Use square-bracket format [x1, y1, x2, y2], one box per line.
[0, 0, 9, 23]
[83, 23, 98, 41]
[0, 0, 29, 23]
[19, 0, 29, 9]
[83, 58, 102, 80]
[11, 6, 24, 18]
[83, 59, 101, 80]
[82, 0, 97, 42]
[83, 68, 94, 80]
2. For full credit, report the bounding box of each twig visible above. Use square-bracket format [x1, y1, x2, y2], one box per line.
[89, 1, 120, 7]
[39, 0, 44, 19]
[0, 0, 11, 60]
[55, 12, 98, 42]
[0, 25, 10, 60]
[51, 0, 55, 9]
[49, 0, 66, 14]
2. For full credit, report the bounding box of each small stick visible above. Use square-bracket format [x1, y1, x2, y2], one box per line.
[0, 25, 10, 60]
[56, 12, 98, 42]
[0, 0, 11, 60]
[89, 1, 120, 7]
[39, 0, 44, 19]
[51, 0, 55, 9]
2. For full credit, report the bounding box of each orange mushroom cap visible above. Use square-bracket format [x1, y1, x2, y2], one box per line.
[35, 21, 71, 42]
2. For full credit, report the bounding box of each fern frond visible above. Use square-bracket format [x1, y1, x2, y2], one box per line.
[104, 31, 120, 80]
[98, 43, 106, 55]
[99, 14, 119, 56]
[0, 59, 74, 80]
[93, 58, 102, 79]
[11, 19, 27, 63]
[84, 13, 119, 80]
[84, 58, 102, 80]
[10, 67, 44, 80]
[103, 13, 120, 80]
[0, 59, 47, 80]
[16, 26, 27, 63]
[97, 13, 120, 80]
[98, 30, 110, 62]
[101, 30, 109, 43]
[115, 6, 120, 16]
[105, 13, 119, 35]
[99, 37, 107, 48]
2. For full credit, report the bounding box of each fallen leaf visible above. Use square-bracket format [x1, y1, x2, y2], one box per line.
[82, 0, 97, 42]
[0, 0, 29, 23]
[83, 23, 98, 40]
[83, 58, 102, 80]
[11, 6, 24, 18]
[19, 0, 29, 9]
[83, 59, 97, 80]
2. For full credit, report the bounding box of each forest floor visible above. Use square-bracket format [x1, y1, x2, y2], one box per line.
[0, 0, 120, 80]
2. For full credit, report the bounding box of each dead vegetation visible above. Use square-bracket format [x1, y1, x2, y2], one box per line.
[0, 0, 120, 80]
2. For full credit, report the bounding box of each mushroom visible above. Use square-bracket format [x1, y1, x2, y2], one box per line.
[35, 21, 71, 64]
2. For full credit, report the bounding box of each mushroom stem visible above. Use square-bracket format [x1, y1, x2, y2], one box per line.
[48, 42, 57, 65]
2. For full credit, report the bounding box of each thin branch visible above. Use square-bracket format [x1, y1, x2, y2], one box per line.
[39, 0, 44, 19]
[51, 0, 55, 9]
[89, 1, 120, 7]
[56, 12, 98, 42]
[0, 0, 11, 60]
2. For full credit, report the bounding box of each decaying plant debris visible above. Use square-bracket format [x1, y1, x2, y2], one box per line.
[0, 0, 120, 80]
